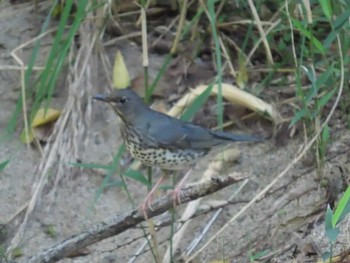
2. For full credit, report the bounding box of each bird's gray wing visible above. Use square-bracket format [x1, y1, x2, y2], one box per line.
[144, 114, 218, 150]
[140, 110, 261, 150]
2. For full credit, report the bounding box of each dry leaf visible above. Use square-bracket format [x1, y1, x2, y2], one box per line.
[113, 50, 130, 89]
[31, 108, 61, 128]
[167, 83, 279, 123]
[20, 108, 61, 144]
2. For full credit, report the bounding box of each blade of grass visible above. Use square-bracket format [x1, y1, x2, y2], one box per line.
[41, 0, 90, 113]
[33, 0, 75, 112]
[323, 9, 350, 49]
[6, 0, 60, 135]
[94, 144, 127, 202]
[124, 169, 150, 187]
[290, 17, 326, 54]
[332, 186, 350, 226]
[207, 0, 223, 130]
[148, 4, 204, 96]
[180, 84, 214, 121]
[0, 160, 10, 173]
[319, 0, 333, 20]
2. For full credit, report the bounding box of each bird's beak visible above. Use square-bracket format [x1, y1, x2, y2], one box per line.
[92, 94, 109, 102]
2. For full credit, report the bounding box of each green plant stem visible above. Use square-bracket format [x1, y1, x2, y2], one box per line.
[207, 0, 223, 130]
[169, 174, 176, 263]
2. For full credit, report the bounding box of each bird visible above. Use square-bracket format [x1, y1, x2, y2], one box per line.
[92, 88, 261, 212]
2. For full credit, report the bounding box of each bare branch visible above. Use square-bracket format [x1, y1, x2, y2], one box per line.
[26, 173, 246, 263]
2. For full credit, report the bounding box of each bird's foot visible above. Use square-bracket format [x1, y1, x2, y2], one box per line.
[140, 199, 152, 220]
[172, 186, 182, 208]
[170, 168, 193, 208]
[140, 175, 166, 219]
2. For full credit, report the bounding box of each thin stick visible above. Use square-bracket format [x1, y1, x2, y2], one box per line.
[245, 19, 280, 67]
[185, 179, 249, 255]
[170, 0, 188, 54]
[247, 0, 274, 64]
[219, 36, 236, 78]
[0, 65, 44, 70]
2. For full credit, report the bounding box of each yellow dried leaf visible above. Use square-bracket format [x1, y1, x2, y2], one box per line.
[20, 108, 60, 144]
[113, 50, 130, 89]
[168, 84, 280, 123]
[31, 108, 61, 128]
[20, 108, 61, 144]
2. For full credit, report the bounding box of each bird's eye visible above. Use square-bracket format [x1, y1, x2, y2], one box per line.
[119, 96, 127, 104]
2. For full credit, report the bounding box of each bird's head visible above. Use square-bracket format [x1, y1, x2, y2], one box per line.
[92, 89, 147, 123]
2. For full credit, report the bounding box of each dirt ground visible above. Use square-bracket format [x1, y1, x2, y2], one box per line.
[1, 3, 350, 263]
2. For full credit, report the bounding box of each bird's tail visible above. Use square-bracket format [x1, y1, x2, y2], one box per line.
[211, 130, 264, 142]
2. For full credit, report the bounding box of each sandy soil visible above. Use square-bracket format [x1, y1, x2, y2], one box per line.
[1, 3, 349, 263]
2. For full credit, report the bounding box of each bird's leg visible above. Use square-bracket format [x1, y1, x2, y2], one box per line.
[172, 168, 193, 207]
[141, 171, 167, 219]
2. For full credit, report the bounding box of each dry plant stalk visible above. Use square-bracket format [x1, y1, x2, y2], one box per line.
[7, 12, 100, 257]
[247, 0, 274, 64]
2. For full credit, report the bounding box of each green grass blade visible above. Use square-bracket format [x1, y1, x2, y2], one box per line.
[33, 0, 75, 109]
[291, 17, 326, 54]
[0, 160, 10, 173]
[148, 54, 172, 95]
[95, 144, 125, 202]
[323, 9, 350, 49]
[332, 186, 350, 227]
[6, 0, 61, 134]
[290, 107, 308, 127]
[207, 0, 223, 130]
[42, 0, 89, 111]
[325, 205, 339, 243]
[180, 84, 214, 121]
[148, 6, 204, 96]
[316, 88, 337, 111]
[319, 0, 333, 21]
[123, 169, 150, 187]
[333, 8, 350, 30]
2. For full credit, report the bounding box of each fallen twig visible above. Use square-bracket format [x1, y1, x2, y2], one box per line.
[25, 173, 246, 263]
